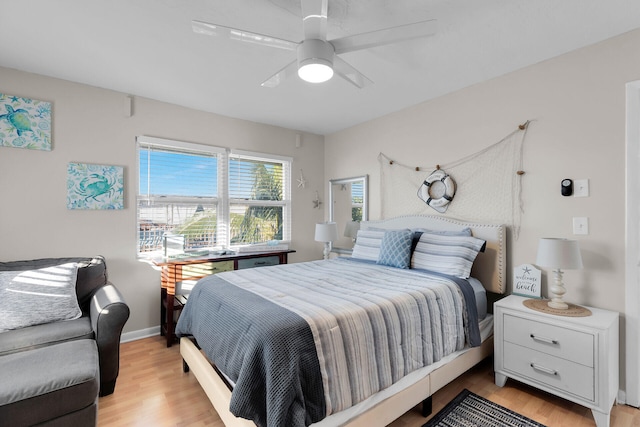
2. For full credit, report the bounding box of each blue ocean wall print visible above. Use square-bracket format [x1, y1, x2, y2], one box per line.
[67, 163, 124, 210]
[0, 93, 52, 151]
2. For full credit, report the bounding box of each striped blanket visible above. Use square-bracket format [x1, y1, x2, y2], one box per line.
[176, 258, 479, 427]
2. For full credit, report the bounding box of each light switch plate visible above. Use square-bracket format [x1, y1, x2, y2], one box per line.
[573, 179, 589, 197]
[573, 217, 589, 235]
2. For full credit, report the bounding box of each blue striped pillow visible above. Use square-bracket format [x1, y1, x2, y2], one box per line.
[411, 233, 486, 278]
[351, 229, 385, 261]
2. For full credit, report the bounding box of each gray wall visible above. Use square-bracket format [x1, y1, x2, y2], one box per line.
[325, 28, 640, 391]
[0, 66, 326, 336]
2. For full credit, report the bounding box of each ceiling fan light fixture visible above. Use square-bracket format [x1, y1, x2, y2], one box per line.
[298, 60, 334, 83]
[297, 39, 335, 84]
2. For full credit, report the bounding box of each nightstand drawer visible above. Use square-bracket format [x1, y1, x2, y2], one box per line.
[237, 256, 280, 269]
[503, 314, 593, 367]
[504, 342, 594, 401]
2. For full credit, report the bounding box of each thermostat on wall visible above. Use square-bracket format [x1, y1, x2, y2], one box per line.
[561, 179, 573, 196]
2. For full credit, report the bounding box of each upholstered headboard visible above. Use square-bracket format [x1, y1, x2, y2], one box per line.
[360, 215, 506, 294]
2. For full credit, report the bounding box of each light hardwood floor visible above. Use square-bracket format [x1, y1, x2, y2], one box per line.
[98, 336, 640, 426]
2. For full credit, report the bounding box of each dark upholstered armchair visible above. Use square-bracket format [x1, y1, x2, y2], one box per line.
[0, 256, 130, 396]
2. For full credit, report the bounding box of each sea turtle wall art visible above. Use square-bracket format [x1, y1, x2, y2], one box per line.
[0, 93, 51, 151]
[67, 163, 124, 210]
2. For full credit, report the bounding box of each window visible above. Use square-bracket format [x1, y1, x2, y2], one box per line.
[137, 137, 291, 258]
[351, 180, 364, 222]
[229, 150, 291, 245]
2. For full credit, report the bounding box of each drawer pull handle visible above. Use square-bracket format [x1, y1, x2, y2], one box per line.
[254, 262, 267, 265]
[530, 362, 558, 376]
[530, 333, 558, 345]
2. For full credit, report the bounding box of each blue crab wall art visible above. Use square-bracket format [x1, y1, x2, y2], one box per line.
[67, 163, 124, 210]
[0, 93, 51, 151]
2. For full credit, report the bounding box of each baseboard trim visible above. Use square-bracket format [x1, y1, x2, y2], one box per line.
[618, 390, 627, 406]
[121, 326, 160, 343]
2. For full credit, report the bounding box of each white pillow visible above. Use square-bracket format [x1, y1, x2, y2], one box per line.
[412, 227, 472, 236]
[411, 233, 486, 278]
[0, 263, 81, 332]
[351, 229, 385, 261]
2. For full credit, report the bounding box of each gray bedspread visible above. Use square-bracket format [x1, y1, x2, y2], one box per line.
[176, 277, 325, 427]
[176, 258, 479, 427]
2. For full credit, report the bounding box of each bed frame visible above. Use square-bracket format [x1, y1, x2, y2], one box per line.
[180, 215, 506, 426]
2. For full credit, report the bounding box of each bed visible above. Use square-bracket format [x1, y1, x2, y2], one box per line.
[177, 215, 506, 427]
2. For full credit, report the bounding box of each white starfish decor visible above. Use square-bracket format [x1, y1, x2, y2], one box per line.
[297, 169, 307, 188]
[313, 191, 322, 209]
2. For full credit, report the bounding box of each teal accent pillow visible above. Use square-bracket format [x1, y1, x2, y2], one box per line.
[377, 230, 413, 269]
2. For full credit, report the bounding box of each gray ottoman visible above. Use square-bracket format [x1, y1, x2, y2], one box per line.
[0, 339, 99, 426]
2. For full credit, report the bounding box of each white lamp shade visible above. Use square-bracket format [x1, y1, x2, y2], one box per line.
[315, 222, 338, 243]
[344, 221, 360, 238]
[536, 238, 584, 270]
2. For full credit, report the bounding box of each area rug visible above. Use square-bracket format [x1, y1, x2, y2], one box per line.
[423, 389, 547, 427]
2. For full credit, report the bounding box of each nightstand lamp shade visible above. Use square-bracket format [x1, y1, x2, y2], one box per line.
[344, 221, 360, 240]
[536, 238, 583, 310]
[315, 222, 338, 260]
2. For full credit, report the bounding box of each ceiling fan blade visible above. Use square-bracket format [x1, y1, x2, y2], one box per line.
[331, 19, 437, 54]
[261, 60, 298, 88]
[192, 20, 297, 51]
[301, 0, 328, 40]
[333, 56, 373, 89]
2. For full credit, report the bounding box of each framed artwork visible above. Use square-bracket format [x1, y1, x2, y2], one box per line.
[0, 93, 51, 151]
[513, 263, 541, 298]
[67, 163, 124, 210]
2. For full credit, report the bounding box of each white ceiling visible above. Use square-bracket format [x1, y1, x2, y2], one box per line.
[1, 1, 639, 135]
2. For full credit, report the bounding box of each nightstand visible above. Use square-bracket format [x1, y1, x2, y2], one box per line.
[494, 295, 619, 427]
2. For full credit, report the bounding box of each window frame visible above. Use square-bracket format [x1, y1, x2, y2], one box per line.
[228, 149, 292, 246]
[136, 137, 292, 258]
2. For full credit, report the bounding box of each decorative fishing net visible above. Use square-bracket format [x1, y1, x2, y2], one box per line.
[379, 122, 529, 239]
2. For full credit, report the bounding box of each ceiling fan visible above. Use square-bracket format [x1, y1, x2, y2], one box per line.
[192, 0, 437, 88]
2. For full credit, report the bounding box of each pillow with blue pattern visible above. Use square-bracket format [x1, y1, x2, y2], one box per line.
[377, 230, 414, 269]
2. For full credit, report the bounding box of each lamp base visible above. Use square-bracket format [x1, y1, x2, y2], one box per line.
[548, 299, 569, 310]
[548, 268, 568, 310]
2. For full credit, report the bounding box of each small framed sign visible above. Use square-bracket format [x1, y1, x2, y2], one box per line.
[513, 264, 541, 298]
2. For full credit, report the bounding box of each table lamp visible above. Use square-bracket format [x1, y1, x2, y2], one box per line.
[536, 238, 584, 309]
[315, 222, 338, 260]
[344, 221, 360, 242]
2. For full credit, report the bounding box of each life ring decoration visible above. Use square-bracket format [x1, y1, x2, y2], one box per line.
[417, 169, 456, 213]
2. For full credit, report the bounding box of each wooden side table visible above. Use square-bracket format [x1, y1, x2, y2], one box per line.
[153, 250, 295, 347]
